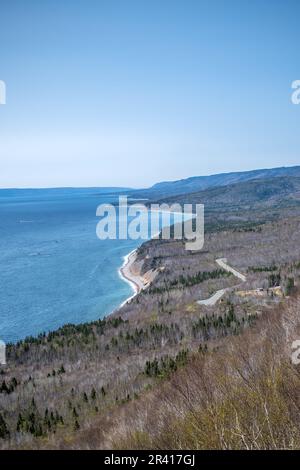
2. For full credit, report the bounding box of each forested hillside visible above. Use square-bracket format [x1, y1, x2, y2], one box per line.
[131, 166, 300, 199]
[1, 174, 300, 449]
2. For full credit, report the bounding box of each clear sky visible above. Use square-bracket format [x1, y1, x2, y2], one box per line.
[0, 0, 299, 188]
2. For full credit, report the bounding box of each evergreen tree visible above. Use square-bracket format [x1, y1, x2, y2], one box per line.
[91, 388, 97, 400]
[0, 413, 9, 439]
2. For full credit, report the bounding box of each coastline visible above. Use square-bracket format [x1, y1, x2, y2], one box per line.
[118, 249, 141, 307]
[7, 209, 190, 341]
[117, 209, 195, 307]
[118, 244, 160, 308]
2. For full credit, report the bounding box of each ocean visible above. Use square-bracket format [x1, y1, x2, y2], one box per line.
[0, 188, 148, 343]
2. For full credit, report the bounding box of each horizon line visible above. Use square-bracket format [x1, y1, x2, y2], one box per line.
[0, 163, 299, 191]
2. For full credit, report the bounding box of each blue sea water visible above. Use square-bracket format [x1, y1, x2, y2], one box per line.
[0, 188, 148, 343]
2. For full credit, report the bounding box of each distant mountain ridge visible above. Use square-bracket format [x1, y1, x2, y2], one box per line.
[135, 165, 300, 199]
[158, 176, 300, 208]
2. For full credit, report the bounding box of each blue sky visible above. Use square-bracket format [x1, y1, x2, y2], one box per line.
[0, 0, 299, 188]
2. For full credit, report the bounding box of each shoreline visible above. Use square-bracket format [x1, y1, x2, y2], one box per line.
[118, 245, 155, 307]
[118, 249, 141, 307]
[8, 210, 191, 342]
[117, 209, 195, 307]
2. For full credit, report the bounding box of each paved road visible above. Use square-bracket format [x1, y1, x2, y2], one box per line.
[197, 258, 247, 306]
[216, 258, 247, 282]
[197, 288, 227, 306]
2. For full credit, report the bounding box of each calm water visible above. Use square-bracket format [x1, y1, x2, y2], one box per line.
[0, 188, 145, 343]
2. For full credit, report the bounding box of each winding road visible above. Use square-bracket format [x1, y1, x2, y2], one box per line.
[197, 258, 246, 306]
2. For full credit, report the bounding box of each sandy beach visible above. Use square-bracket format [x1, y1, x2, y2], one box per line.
[118, 208, 193, 306]
[119, 249, 143, 293]
[119, 248, 158, 306]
